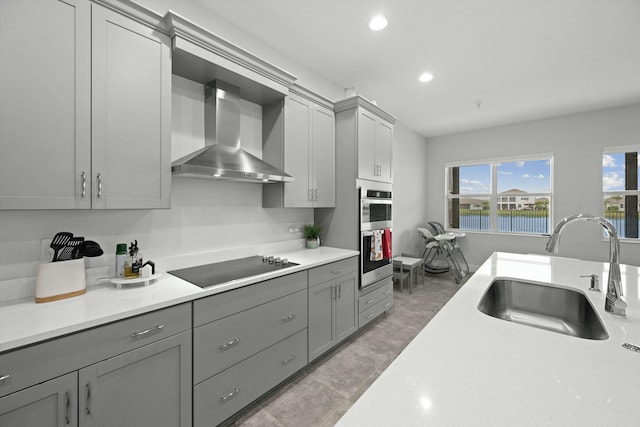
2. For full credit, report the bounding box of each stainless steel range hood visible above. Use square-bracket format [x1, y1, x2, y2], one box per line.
[171, 80, 293, 183]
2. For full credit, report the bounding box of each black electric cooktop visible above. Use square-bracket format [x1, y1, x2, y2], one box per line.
[168, 255, 298, 289]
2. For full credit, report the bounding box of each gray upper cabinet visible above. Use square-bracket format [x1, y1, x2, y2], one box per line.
[263, 85, 335, 208]
[90, 4, 171, 209]
[0, 0, 91, 209]
[0, 0, 171, 210]
[334, 96, 397, 185]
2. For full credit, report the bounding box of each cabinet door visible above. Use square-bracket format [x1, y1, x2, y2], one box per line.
[357, 109, 377, 181]
[335, 271, 358, 343]
[78, 332, 191, 427]
[0, 372, 77, 427]
[91, 4, 171, 209]
[312, 105, 335, 207]
[308, 279, 335, 362]
[0, 0, 91, 209]
[283, 94, 312, 207]
[375, 119, 393, 183]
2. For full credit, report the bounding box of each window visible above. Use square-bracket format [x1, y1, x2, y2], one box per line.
[447, 155, 553, 235]
[603, 146, 639, 239]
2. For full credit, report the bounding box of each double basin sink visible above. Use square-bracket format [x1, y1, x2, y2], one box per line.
[478, 278, 608, 340]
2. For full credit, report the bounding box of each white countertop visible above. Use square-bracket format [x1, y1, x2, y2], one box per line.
[0, 246, 358, 352]
[336, 252, 640, 426]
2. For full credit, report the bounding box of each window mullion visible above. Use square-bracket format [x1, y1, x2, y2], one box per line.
[490, 163, 497, 231]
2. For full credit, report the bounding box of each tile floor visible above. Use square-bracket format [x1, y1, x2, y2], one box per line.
[229, 270, 466, 427]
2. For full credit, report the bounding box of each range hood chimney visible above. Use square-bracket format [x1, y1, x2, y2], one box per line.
[171, 80, 293, 183]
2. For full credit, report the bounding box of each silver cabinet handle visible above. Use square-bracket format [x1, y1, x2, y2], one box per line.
[85, 383, 91, 415]
[81, 172, 87, 198]
[367, 313, 375, 319]
[282, 354, 297, 365]
[384, 302, 391, 308]
[96, 173, 103, 199]
[384, 289, 392, 295]
[220, 388, 240, 402]
[366, 299, 375, 305]
[331, 269, 342, 275]
[219, 338, 240, 350]
[282, 313, 297, 322]
[65, 390, 71, 425]
[0, 374, 10, 383]
[131, 324, 164, 338]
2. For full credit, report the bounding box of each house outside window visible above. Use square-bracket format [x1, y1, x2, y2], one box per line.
[602, 146, 639, 239]
[446, 155, 553, 235]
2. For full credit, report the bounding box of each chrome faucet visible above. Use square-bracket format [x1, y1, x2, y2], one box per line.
[545, 213, 627, 316]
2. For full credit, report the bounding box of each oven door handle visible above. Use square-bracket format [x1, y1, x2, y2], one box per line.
[361, 199, 393, 205]
[361, 228, 392, 237]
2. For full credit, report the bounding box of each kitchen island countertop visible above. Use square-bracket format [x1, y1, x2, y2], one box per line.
[336, 252, 640, 426]
[0, 246, 358, 352]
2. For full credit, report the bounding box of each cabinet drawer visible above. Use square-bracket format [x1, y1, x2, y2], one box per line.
[0, 303, 191, 398]
[194, 329, 307, 427]
[309, 257, 357, 287]
[359, 295, 394, 329]
[194, 271, 306, 327]
[194, 289, 307, 384]
[358, 281, 393, 313]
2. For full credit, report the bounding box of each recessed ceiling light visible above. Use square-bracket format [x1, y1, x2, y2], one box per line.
[419, 72, 434, 83]
[369, 15, 388, 31]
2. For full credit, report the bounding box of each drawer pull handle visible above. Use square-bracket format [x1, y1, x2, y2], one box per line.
[282, 354, 297, 365]
[384, 302, 391, 308]
[366, 299, 375, 305]
[219, 338, 240, 350]
[384, 289, 392, 295]
[65, 390, 71, 425]
[0, 374, 10, 383]
[366, 313, 375, 319]
[220, 388, 240, 402]
[282, 313, 297, 322]
[332, 269, 342, 275]
[131, 324, 164, 338]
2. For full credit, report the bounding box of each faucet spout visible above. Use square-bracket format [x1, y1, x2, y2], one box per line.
[545, 213, 626, 316]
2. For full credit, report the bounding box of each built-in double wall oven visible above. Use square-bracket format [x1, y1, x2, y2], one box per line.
[360, 187, 393, 288]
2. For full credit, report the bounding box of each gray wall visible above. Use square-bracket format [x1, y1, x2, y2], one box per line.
[425, 103, 640, 268]
[392, 122, 430, 257]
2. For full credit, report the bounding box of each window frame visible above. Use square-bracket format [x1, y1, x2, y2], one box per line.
[602, 145, 640, 242]
[445, 153, 554, 236]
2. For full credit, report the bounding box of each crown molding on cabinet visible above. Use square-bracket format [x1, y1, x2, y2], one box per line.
[334, 96, 398, 124]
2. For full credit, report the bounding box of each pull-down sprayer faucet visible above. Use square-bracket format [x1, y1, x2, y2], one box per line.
[545, 213, 627, 316]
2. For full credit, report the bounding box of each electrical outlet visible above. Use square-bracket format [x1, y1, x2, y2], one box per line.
[40, 239, 54, 261]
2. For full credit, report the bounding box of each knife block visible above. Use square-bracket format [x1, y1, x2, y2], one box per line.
[35, 258, 87, 303]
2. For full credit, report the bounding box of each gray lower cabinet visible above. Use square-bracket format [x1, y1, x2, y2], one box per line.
[308, 257, 358, 362]
[358, 278, 394, 328]
[78, 332, 192, 427]
[0, 304, 192, 427]
[0, 372, 77, 427]
[193, 271, 308, 426]
[194, 329, 307, 426]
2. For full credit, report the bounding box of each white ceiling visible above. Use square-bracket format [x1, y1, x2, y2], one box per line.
[195, 0, 640, 137]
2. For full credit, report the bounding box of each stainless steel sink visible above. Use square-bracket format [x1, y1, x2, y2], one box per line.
[478, 279, 608, 340]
